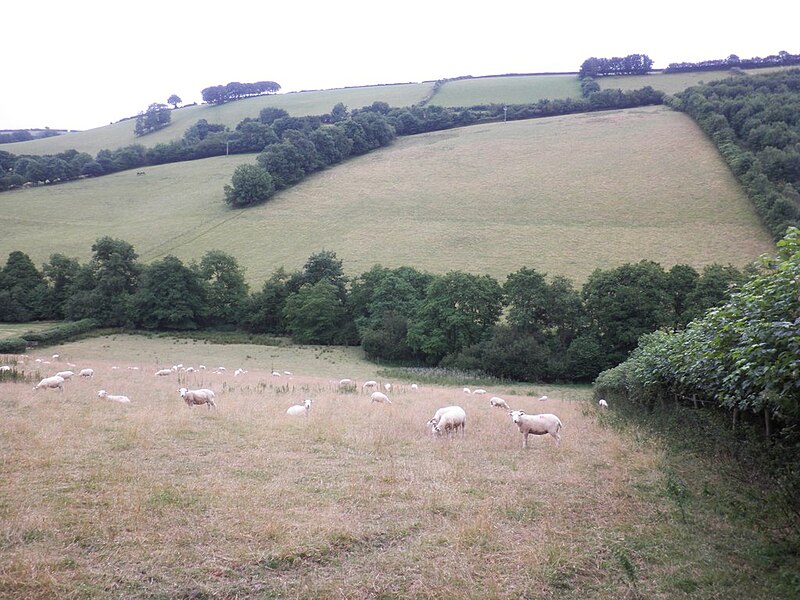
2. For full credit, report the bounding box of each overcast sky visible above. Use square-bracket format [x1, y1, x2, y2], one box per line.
[3, 1, 798, 131]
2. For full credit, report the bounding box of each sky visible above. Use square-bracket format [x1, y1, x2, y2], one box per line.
[2, 1, 798, 131]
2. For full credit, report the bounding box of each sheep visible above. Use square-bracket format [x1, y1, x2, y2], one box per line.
[411, 383, 419, 391]
[97, 390, 131, 403]
[178, 387, 217, 409]
[384, 382, 392, 392]
[426, 405, 464, 431]
[472, 388, 487, 395]
[33, 375, 65, 392]
[287, 398, 313, 416]
[362, 380, 378, 391]
[508, 410, 563, 448]
[463, 387, 471, 394]
[490, 396, 510, 410]
[598, 398, 609, 408]
[234, 368, 247, 376]
[79, 368, 94, 378]
[539, 395, 549, 401]
[272, 371, 281, 376]
[432, 406, 467, 437]
[55, 370, 75, 380]
[370, 391, 392, 404]
[0, 365, 11, 372]
[155, 368, 173, 377]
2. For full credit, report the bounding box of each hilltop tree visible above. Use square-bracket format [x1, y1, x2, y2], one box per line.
[167, 94, 182, 109]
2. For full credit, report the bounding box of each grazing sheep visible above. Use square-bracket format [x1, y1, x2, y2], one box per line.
[490, 396, 510, 410]
[272, 371, 281, 376]
[178, 387, 217, 409]
[55, 370, 75, 380]
[426, 405, 464, 431]
[79, 368, 94, 378]
[472, 388, 487, 395]
[508, 410, 563, 448]
[97, 390, 131, 403]
[539, 395, 549, 401]
[384, 382, 392, 392]
[1, 365, 12, 372]
[284, 371, 293, 375]
[432, 406, 467, 437]
[598, 398, 608, 408]
[411, 383, 419, 391]
[287, 398, 313, 416]
[370, 391, 392, 404]
[155, 368, 172, 377]
[463, 387, 471, 394]
[362, 380, 377, 391]
[234, 368, 247, 376]
[34, 375, 65, 392]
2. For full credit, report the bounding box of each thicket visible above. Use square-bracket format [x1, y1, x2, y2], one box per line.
[594, 227, 800, 531]
[665, 68, 800, 239]
[0, 239, 745, 384]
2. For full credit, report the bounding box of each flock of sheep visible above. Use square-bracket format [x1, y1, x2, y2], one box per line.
[18, 354, 610, 449]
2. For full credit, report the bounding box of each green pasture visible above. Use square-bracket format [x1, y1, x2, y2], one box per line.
[2, 83, 434, 157]
[0, 322, 58, 341]
[431, 74, 582, 107]
[598, 66, 794, 95]
[0, 105, 774, 287]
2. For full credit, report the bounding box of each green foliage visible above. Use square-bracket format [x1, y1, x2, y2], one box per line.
[223, 164, 275, 208]
[195, 250, 249, 326]
[0, 250, 48, 322]
[407, 271, 504, 363]
[283, 280, 350, 344]
[134, 103, 171, 136]
[20, 318, 98, 345]
[0, 336, 27, 353]
[133, 255, 206, 330]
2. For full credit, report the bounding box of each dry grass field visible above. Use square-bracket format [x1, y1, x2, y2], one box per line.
[1, 337, 795, 599]
[0, 106, 775, 287]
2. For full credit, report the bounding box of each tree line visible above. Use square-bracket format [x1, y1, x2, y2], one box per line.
[664, 50, 800, 73]
[0, 238, 745, 384]
[665, 68, 800, 240]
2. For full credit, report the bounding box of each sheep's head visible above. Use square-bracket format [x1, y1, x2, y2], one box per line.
[98, 390, 107, 398]
[304, 399, 313, 409]
[509, 410, 526, 424]
[178, 387, 189, 398]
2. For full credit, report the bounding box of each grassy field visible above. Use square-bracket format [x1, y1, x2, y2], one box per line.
[1, 336, 796, 598]
[2, 83, 434, 157]
[0, 322, 59, 341]
[431, 74, 581, 107]
[0, 105, 775, 287]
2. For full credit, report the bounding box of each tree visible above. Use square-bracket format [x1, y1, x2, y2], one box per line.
[582, 261, 671, 364]
[195, 250, 248, 326]
[0, 251, 47, 321]
[41, 253, 81, 319]
[65, 237, 140, 326]
[407, 272, 504, 363]
[290, 250, 348, 301]
[167, 94, 182, 109]
[283, 280, 349, 344]
[244, 268, 291, 334]
[224, 164, 275, 207]
[134, 103, 171, 136]
[133, 256, 206, 330]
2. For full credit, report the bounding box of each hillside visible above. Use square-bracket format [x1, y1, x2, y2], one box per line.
[2, 67, 782, 159]
[0, 105, 774, 286]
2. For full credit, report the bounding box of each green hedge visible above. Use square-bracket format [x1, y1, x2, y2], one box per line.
[20, 319, 99, 346]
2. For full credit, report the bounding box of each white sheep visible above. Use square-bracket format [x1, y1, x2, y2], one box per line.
[411, 383, 419, 391]
[0, 365, 11, 372]
[384, 382, 392, 392]
[472, 388, 487, 395]
[489, 396, 510, 410]
[97, 390, 131, 403]
[539, 395, 548, 401]
[426, 405, 464, 431]
[155, 368, 173, 377]
[362, 380, 377, 391]
[432, 406, 467, 437]
[508, 410, 563, 448]
[33, 375, 65, 392]
[370, 391, 392, 404]
[287, 398, 313, 416]
[463, 387, 471, 394]
[598, 398, 609, 408]
[234, 368, 247, 376]
[79, 368, 94, 378]
[55, 370, 75, 380]
[178, 387, 217, 409]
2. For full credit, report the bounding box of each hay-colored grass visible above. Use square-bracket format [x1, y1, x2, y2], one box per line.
[0, 105, 774, 287]
[0, 337, 791, 598]
[431, 74, 581, 107]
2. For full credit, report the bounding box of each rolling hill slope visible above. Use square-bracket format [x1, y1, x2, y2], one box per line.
[0, 105, 774, 286]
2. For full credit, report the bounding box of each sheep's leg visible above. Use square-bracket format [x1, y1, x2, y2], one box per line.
[522, 432, 528, 449]
[551, 431, 561, 446]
